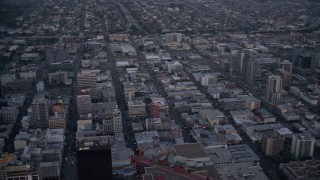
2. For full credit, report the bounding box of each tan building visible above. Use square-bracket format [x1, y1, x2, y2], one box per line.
[77, 71, 97, 99]
[127, 101, 146, 118]
[48, 114, 66, 130]
[77, 71, 96, 89]
[109, 34, 128, 42]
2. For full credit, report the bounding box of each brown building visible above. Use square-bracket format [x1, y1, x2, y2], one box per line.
[261, 132, 284, 156]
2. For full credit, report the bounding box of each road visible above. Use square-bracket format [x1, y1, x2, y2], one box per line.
[60, 1, 85, 178]
[60, 46, 80, 180]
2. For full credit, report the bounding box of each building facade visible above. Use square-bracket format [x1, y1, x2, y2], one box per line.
[291, 133, 315, 160]
[261, 132, 284, 156]
[266, 75, 282, 105]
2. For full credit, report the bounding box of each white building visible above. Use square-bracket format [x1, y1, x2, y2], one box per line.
[291, 133, 315, 160]
[36, 81, 45, 92]
[113, 109, 122, 133]
[201, 74, 217, 86]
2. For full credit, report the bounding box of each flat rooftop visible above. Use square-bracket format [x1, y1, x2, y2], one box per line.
[228, 144, 259, 163]
[174, 143, 208, 159]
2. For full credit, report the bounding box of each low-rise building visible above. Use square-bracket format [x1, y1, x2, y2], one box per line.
[199, 109, 227, 127]
[215, 162, 268, 180]
[48, 71, 68, 86]
[255, 108, 276, 123]
[128, 101, 146, 118]
[0, 107, 20, 124]
[20, 53, 40, 62]
[280, 160, 320, 180]
[218, 95, 260, 110]
[1, 74, 16, 86]
[227, 144, 259, 163]
[172, 143, 212, 167]
[20, 71, 37, 80]
[7, 94, 25, 108]
[135, 131, 160, 149]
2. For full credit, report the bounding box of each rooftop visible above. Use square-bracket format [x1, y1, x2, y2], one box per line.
[174, 143, 208, 159]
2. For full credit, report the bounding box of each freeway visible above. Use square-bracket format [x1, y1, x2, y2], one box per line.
[116, 2, 144, 33]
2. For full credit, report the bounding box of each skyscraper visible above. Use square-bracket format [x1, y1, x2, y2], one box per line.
[261, 132, 284, 156]
[77, 144, 113, 180]
[266, 75, 282, 105]
[279, 60, 293, 74]
[77, 71, 96, 88]
[291, 133, 315, 160]
[76, 131, 113, 180]
[77, 71, 97, 99]
[242, 49, 257, 85]
[32, 94, 49, 129]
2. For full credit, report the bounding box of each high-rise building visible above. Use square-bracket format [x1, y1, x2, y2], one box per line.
[77, 71, 97, 99]
[230, 51, 245, 76]
[77, 91, 92, 115]
[76, 132, 113, 180]
[312, 53, 320, 72]
[112, 108, 122, 133]
[77, 145, 113, 180]
[279, 60, 293, 74]
[296, 53, 312, 69]
[32, 94, 49, 129]
[261, 132, 284, 156]
[242, 49, 257, 85]
[266, 75, 282, 105]
[77, 71, 97, 89]
[291, 133, 315, 160]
